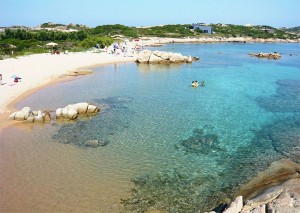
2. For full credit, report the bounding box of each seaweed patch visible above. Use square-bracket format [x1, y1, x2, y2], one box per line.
[175, 126, 224, 155]
[256, 79, 300, 113]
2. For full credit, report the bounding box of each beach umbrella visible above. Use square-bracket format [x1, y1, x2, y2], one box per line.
[1, 44, 17, 55]
[9, 44, 16, 55]
[46, 42, 58, 47]
[7, 44, 17, 49]
[46, 42, 58, 52]
[0, 44, 16, 49]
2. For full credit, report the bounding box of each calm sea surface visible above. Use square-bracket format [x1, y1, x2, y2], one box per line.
[0, 43, 299, 212]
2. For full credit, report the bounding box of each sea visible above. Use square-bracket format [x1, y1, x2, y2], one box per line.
[0, 43, 299, 213]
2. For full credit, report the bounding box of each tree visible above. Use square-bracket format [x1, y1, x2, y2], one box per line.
[76, 30, 88, 41]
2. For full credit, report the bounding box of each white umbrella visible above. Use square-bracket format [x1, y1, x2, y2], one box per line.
[46, 42, 58, 53]
[46, 42, 58, 46]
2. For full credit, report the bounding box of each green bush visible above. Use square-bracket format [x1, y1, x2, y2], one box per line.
[80, 36, 113, 48]
[195, 29, 204, 33]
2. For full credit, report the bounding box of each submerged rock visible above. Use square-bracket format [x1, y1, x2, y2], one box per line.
[177, 127, 223, 155]
[85, 140, 99, 148]
[85, 140, 108, 148]
[249, 52, 281, 59]
[256, 79, 300, 113]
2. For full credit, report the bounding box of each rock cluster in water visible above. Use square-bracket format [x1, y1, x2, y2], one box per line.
[248, 52, 281, 59]
[136, 50, 199, 64]
[9, 107, 51, 122]
[9, 102, 100, 122]
[52, 97, 133, 148]
[55, 102, 99, 120]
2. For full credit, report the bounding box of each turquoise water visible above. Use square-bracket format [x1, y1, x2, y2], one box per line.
[1, 43, 300, 212]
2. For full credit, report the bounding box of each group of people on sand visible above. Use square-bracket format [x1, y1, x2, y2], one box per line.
[107, 41, 143, 56]
[191, 80, 205, 87]
[0, 74, 3, 85]
[0, 74, 22, 86]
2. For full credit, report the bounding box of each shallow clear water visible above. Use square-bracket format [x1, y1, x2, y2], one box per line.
[1, 43, 299, 212]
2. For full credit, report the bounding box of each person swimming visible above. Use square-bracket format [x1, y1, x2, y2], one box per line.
[191, 80, 199, 87]
[201, 81, 205, 86]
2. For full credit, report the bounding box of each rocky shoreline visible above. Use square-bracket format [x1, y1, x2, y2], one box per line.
[207, 159, 300, 213]
[140, 36, 300, 46]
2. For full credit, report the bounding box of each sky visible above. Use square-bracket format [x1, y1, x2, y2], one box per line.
[0, 0, 299, 28]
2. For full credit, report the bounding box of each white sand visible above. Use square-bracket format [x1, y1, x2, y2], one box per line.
[0, 52, 136, 114]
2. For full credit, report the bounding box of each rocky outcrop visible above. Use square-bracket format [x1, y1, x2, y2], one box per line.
[137, 50, 199, 64]
[56, 102, 100, 120]
[249, 52, 281, 59]
[206, 178, 300, 213]
[205, 159, 300, 213]
[241, 177, 300, 213]
[9, 107, 51, 122]
[223, 196, 243, 213]
[9, 103, 100, 122]
[137, 50, 152, 63]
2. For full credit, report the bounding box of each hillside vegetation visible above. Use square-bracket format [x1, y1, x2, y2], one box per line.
[212, 24, 299, 39]
[287, 26, 300, 33]
[0, 23, 299, 58]
[0, 28, 112, 57]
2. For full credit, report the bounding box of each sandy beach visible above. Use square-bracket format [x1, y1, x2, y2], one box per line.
[0, 51, 137, 130]
[0, 52, 137, 112]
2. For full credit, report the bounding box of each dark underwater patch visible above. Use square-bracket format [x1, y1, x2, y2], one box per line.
[256, 79, 300, 112]
[52, 96, 134, 148]
[122, 115, 300, 212]
[175, 125, 224, 155]
[260, 115, 300, 163]
[121, 169, 231, 213]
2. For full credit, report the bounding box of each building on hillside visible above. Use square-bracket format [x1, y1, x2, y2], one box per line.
[262, 28, 275, 34]
[192, 24, 213, 34]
